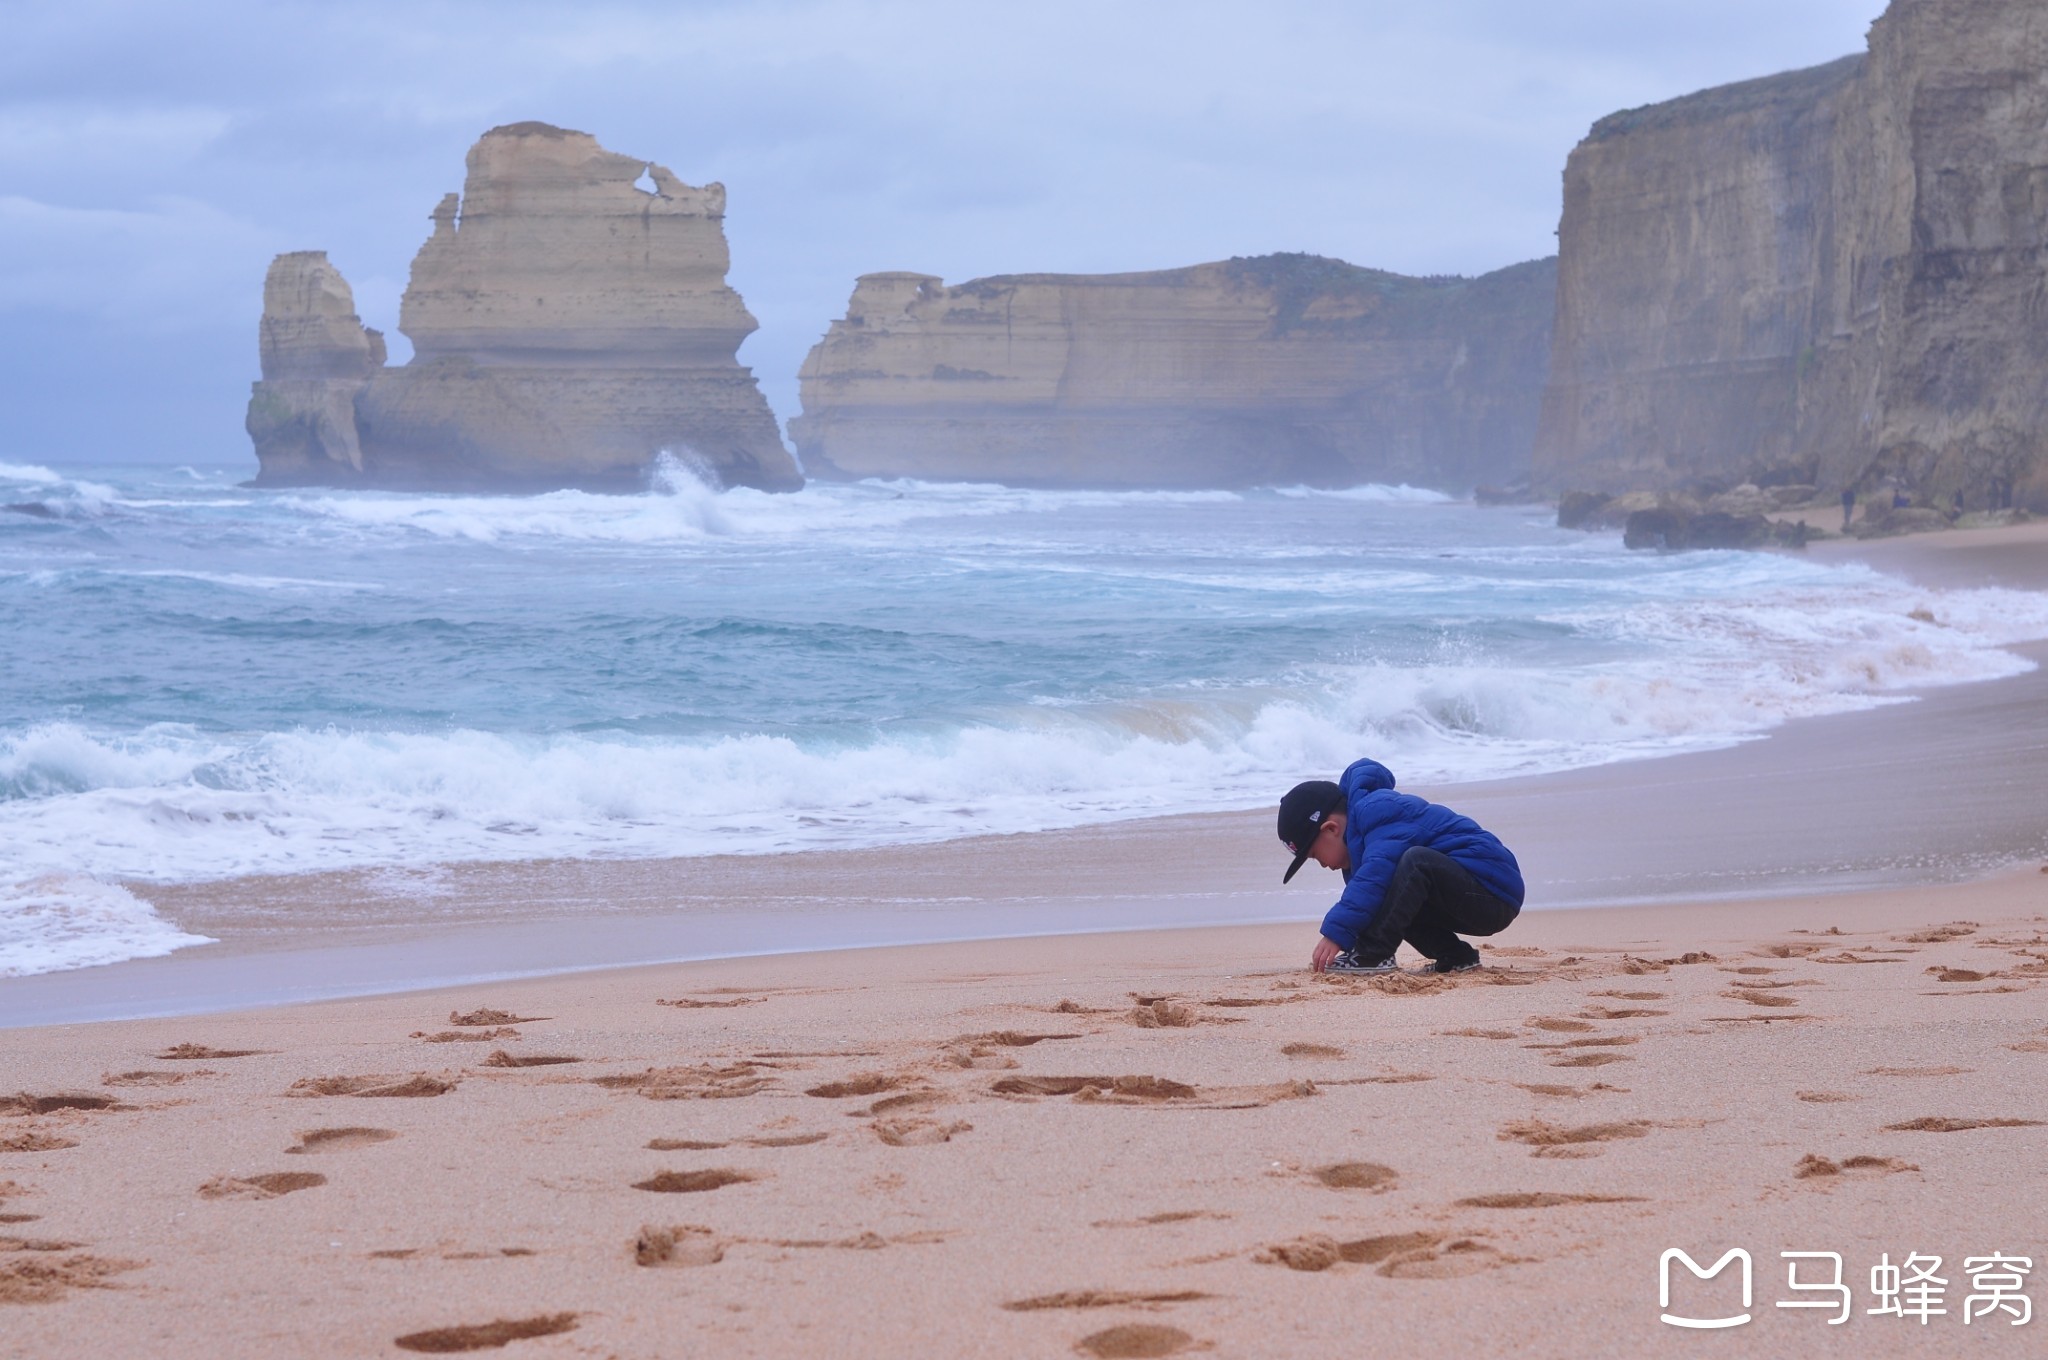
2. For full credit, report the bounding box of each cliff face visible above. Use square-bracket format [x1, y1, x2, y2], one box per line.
[248, 123, 799, 493]
[792, 254, 1556, 490]
[1536, 0, 2048, 510]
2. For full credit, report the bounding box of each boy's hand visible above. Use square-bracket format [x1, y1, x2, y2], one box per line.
[1311, 936, 1343, 973]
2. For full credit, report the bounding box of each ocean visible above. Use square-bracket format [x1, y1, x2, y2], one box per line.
[6, 455, 2048, 979]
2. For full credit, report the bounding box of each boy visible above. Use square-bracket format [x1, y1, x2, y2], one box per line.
[1278, 757, 1524, 975]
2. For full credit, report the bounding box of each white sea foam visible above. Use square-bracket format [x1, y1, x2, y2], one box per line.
[1, 577, 2043, 915]
[0, 460, 120, 515]
[273, 465, 1253, 547]
[0, 874, 214, 978]
[0, 461, 66, 486]
[1271, 483, 1456, 503]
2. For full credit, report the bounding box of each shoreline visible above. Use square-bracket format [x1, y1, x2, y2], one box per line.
[9, 519, 2048, 1027]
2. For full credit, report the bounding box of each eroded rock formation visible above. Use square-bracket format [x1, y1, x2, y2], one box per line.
[247, 123, 798, 492]
[792, 254, 1555, 490]
[1535, 0, 2048, 511]
[244, 252, 384, 480]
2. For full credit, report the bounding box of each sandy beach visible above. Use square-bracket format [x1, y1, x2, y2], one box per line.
[5, 522, 2048, 1357]
[5, 873, 2047, 1358]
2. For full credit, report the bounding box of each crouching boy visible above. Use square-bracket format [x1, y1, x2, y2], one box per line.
[1279, 758, 1524, 974]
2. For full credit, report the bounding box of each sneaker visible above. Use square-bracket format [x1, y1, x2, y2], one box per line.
[1432, 953, 1482, 975]
[1326, 949, 1400, 975]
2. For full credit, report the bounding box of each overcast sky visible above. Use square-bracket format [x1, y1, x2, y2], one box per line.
[2, 0, 1884, 467]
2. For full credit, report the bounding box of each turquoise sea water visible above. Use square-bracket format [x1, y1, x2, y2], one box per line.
[5, 456, 2047, 976]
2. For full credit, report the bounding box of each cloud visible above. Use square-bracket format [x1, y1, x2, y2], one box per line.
[0, 194, 274, 329]
[0, 0, 1886, 461]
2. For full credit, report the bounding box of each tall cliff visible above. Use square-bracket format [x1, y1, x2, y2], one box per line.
[1535, 0, 2048, 510]
[791, 253, 1556, 490]
[247, 123, 799, 493]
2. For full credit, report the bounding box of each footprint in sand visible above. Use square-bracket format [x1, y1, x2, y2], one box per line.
[1881, 1117, 2045, 1133]
[0, 1094, 124, 1116]
[197, 1172, 326, 1200]
[632, 1169, 757, 1194]
[413, 1028, 519, 1044]
[286, 1127, 396, 1155]
[634, 1224, 724, 1267]
[991, 1075, 1196, 1101]
[1577, 1007, 1667, 1020]
[971, 1031, 1085, 1047]
[1281, 1043, 1346, 1058]
[1525, 1017, 1596, 1033]
[592, 1065, 771, 1100]
[1925, 967, 2000, 982]
[1593, 990, 1667, 1001]
[1076, 1324, 1198, 1358]
[445, 1008, 546, 1026]
[479, 1050, 579, 1068]
[156, 1044, 263, 1060]
[1796, 1091, 1860, 1103]
[1091, 1211, 1231, 1229]
[1259, 1230, 1504, 1278]
[1795, 1154, 1917, 1179]
[1899, 924, 1977, 944]
[1498, 1119, 1649, 1158]
[1724, 989, 1802, 1008]
[393, 1314, 578, 1353]
[872, 1118, 971, 1146]
[1440, 1029, 1519, 1040]
[369, 1246, 534, 1262]
[288, 1075, 455, 1098]
[1515, 1082, 1626, 1099]
[1862, 1065, 1971, 1078]
[1, 1129, 79, 1153]
[805, 1074, 906, 1099]
[0, 1249, 142, 1304]
[1549, 1053, 1633, 1068]
[101, 1070, 207, 1088]
[1312, 1162, 1397, 1192]
[656, 996, 760, 1009]
[747, 1132, 828, 1148]
[1130, 1001, 1199, 1028]
[1003, 1289, 1209, 1312]
[1456, 1192, 1645, 1208]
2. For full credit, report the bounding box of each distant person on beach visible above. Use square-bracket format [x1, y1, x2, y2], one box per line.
[1841, 488, 1856, 532]
[1278, 758, 1524, 975]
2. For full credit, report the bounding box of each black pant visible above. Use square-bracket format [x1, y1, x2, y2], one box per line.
[1353, 846, 1520, 965]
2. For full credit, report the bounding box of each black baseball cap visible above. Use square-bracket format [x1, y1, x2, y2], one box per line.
[1278, 779, 1343, 883]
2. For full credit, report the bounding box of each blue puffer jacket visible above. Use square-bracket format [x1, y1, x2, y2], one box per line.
[1319, 758, 1524, 949]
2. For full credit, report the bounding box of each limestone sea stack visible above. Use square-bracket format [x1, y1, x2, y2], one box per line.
[244, 252, 386, 480]
[791, 254, 1556, 491]
[246, 123, 799, 492]
[1534, 0, 2048, 511]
